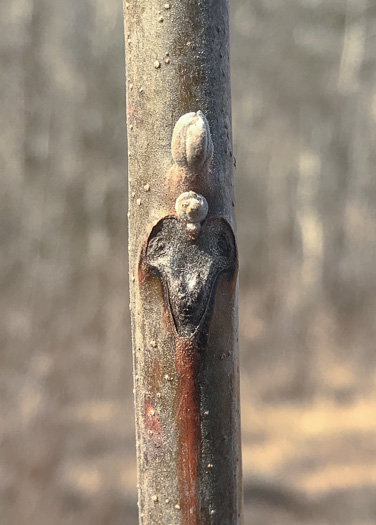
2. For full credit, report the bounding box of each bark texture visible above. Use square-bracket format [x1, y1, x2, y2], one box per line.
[124, 2, 242, 523]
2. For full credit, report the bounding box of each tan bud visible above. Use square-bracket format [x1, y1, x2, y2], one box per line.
[171, 111, 213, 170]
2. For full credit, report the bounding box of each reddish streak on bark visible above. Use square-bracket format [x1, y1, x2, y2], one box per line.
[175, 337, 201, 524]
[144, 396, 163, 436]
[143, 396, 166, 465]
[127, 100, 137, 127]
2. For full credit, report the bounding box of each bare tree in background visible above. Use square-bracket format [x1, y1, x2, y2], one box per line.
[1, 0, 376, 524]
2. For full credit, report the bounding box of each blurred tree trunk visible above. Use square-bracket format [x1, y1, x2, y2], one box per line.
[124, 1, 242, 523]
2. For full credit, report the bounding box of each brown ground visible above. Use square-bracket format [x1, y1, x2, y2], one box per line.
[5, 388, 375, 524]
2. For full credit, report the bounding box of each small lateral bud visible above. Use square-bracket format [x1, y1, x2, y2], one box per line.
[175, 191, 208, 224]
[175, 191, 208, 238]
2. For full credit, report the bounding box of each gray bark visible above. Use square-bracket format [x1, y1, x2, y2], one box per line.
[124, 1, 242, 524]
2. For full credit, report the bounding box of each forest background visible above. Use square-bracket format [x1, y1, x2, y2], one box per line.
[1, 0, 376, 523]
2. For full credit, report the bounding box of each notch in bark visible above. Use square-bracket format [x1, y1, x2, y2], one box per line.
[124, 2, 242, 523]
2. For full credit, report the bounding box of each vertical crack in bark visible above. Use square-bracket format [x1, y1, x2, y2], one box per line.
[175, 338, 200, 523]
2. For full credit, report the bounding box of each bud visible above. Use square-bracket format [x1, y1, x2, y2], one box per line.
[175, 191, 209, 237]
[175, 191, 208, 223]
[171, 111, 213, 170]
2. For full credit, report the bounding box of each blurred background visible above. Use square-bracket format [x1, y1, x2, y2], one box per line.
[1, 0, 376, 523]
